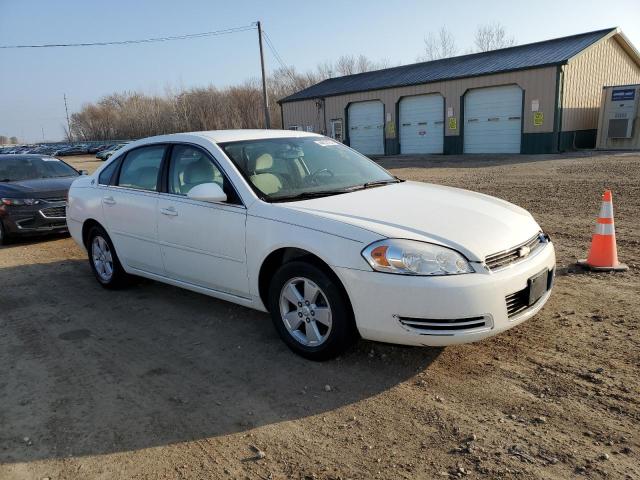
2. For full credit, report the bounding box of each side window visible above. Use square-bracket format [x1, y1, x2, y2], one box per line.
[98, 158, 120, 185]
[117, 146, 165, 191]
[168, 145, 240, 204]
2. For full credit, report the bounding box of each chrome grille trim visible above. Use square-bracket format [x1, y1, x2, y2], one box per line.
[39, 206, 66, 219]
[396, 315, 493, 336]
[485, 233, 545, 271]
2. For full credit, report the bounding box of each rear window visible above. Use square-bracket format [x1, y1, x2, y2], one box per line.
[98, 159, 120, 185]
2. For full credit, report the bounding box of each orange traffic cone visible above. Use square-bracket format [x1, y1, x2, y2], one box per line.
[578, 190, 628, 271]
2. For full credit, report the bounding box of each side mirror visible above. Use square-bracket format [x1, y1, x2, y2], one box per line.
[79, 170, 89, 175]
[187, 182, 227, 203]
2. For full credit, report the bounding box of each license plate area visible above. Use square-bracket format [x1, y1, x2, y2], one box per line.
[527, 269, 549, 306]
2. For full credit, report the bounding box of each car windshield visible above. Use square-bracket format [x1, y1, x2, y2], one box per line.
[220, 137, 397, 201]
[0, 157, 79, 182]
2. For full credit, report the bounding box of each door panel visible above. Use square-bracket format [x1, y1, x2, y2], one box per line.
[102, 188, 163, 274]
[157, 197, 248, 296]
[464, 85, 523, 154]
[157, 144, 248, 296]
[399, 95, 444, 154]
[101, 145, 166, 275]
[348, 101, 384, 155]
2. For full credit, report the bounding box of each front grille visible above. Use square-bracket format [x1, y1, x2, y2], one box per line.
[505, 289, 529, 318]
[42, 197, 66, 203]
[40, 206, 66, 218]
[485, 233, 544, 271]
[397, 315, 491, 335]
[505, 269, 554, 318]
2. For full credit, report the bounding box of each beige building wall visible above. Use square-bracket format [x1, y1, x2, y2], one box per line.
[562, 36, 640, 132]
[281, 67, 558, 138]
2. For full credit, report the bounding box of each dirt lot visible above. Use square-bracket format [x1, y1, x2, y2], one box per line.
[1, 152, 638, 480]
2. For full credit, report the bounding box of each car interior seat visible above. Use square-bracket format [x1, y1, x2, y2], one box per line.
[182, 158, 217, 194]
[249, 153, 283, 195]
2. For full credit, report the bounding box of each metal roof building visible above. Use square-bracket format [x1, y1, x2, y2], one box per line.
[279, 28, 640, 155]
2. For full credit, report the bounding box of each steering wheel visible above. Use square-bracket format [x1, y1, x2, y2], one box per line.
[307, 168, 335, 186]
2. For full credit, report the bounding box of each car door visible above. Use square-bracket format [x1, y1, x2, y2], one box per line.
[101, 145, 166, 275]
[157, 144, 249, 297]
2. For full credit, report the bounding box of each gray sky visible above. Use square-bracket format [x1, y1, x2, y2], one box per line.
[1, 0, 639, 142]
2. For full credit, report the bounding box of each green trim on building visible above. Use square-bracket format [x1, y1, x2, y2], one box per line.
[521, 133, 557, 153]
[444, 135, 463, 154]
[559, 129, 597, 150]
[385, 138, 400, 155]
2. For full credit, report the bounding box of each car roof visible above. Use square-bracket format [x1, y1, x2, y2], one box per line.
[0, 154, 58, 160]
[132, 129, 322, 145]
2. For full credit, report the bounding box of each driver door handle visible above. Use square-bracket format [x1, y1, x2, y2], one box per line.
[160, 206, 178, 216]
[103, 196, 116, 206]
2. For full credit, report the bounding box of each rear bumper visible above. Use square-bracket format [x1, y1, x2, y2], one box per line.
[334, 241, 556, 347]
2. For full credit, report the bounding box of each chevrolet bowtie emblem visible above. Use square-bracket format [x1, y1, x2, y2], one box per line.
[518, 245, 531, 258]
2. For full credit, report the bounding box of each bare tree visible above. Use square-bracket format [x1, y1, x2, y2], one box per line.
[420, 27, 457, 61]
[67, 53, 390, 141]
[474, 22, 516, 52]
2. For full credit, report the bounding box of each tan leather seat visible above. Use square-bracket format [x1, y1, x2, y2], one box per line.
[250, 153, 283, 195]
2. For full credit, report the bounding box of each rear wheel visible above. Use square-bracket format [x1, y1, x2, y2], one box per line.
[87, 225, 130, 289]
[268, 261, 357, 361]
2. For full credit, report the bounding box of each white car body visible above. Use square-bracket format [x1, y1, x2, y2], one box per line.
[67, 130, 555, 348]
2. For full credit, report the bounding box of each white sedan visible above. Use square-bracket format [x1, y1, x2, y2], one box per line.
[67, 130, 555, 360]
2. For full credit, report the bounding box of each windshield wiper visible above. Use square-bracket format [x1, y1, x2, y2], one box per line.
[270, 189, 352, 202]
[0, 178, 13, 182]
[342, 178, 401, 192]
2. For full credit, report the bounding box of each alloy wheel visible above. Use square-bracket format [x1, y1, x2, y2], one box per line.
[279, 277, 333, 346]
[92, 235, 114, 282]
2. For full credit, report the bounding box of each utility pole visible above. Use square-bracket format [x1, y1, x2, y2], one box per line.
[41, 126, 45, 142]
[64, 94, 71, 141]
[256, 21, 271, 129]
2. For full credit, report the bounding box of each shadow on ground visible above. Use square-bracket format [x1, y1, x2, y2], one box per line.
[0, 259, 441, 464]
[0, 232, 70, 250]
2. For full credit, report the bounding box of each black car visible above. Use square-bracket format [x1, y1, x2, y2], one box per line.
[0, 155, 85, 244]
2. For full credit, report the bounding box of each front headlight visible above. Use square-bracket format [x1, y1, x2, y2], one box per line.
[1, 198, 41, 206]
[362, 239, 473, 276]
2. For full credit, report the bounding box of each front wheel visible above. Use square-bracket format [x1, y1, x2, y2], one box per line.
[0, 221, 8, 245]
[87, 225, 130, 289]
[268, 261, 357, 361]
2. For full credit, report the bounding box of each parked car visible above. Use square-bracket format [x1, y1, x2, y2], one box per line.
[67, 130, 555, 360]
[0, 154, 86, 244]
[54, 145, 87, 156]
[88, 144, 111, 154]
[96, 143, 127, 160]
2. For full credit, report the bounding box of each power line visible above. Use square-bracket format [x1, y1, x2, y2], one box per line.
[261, 30, 298, 83]
[0, 24, 256, 49]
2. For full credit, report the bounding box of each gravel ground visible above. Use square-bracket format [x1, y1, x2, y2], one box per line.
[0, 152, 638, 480]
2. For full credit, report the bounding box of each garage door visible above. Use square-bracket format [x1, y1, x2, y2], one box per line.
[464, 85, 522, 153]
[348, 101, 384, 155]
[399, 95, 444, 154]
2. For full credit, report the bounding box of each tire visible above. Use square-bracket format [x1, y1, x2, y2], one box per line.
[0, 220, 10, 245]
[87, 225, 130, 289]
[268, 261, 357, 361]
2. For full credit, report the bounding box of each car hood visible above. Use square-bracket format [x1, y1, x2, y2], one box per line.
[279, 181, 541, 261]
[0, 176, 76, 199]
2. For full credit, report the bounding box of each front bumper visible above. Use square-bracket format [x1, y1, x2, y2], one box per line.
[0, 202, 68, 236]
[335, 241, 556, 347]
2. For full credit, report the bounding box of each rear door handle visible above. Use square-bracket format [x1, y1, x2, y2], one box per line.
[103, 196, 116, 206]
[160, 207, 178, 216]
